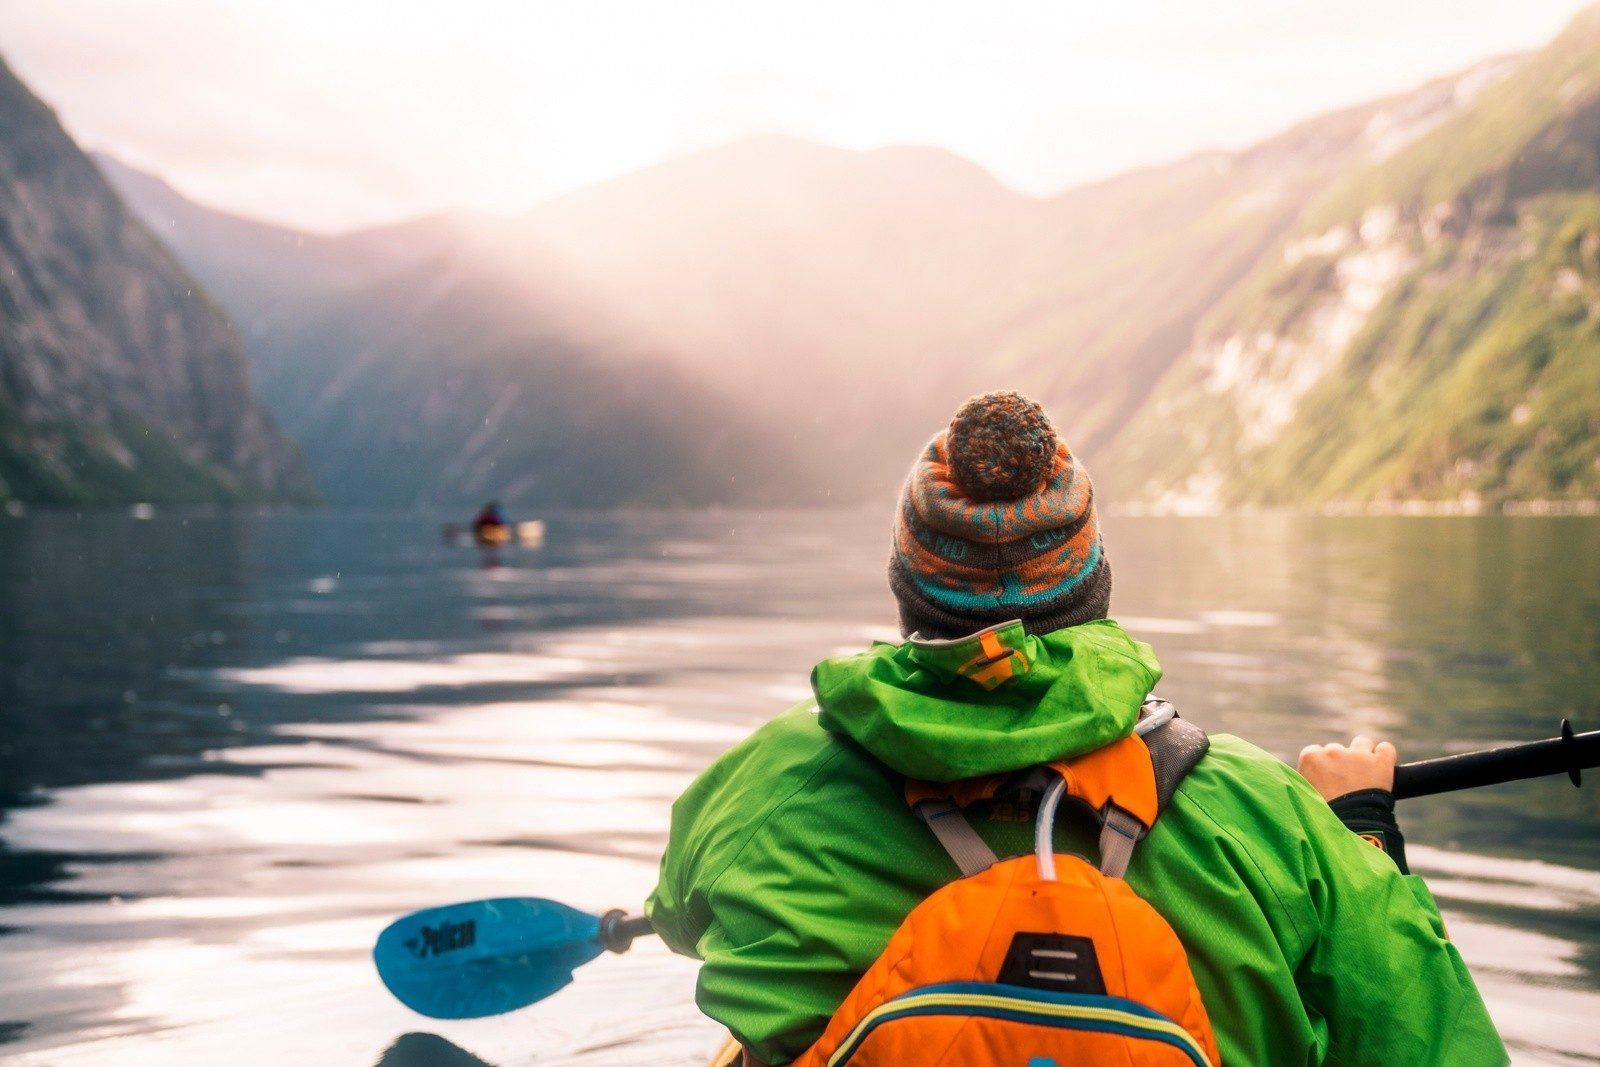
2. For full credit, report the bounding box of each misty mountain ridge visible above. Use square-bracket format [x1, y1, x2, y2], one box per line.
[104, 133, 1052, 506]
[99, 3, 1600, 510]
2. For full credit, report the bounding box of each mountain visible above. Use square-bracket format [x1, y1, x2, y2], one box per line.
[242, 245, 790, 508]
[512, 135, 1035, 355]
[976, 63, 1510, 468]
[94, 154, 479, 339]
[98, 7, 1600, 509]
[102, 152, 785, 508]
[107, 94, 1503, 509]
[95, 127, 1425, 506]
[0, 56, 313, 505]
[106, 135, 1049, 503]
[1104, 7, 1600, 509]
[481, 87, 1517, 499]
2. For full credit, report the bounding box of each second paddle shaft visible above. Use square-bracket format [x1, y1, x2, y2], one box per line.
[1393, 718, 1600, 800]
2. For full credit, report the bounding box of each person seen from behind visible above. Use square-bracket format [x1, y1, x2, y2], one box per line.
[648, 391, 1506, 1066]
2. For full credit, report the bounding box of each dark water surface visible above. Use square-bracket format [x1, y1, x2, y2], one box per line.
[1, 510, 1597, 1065]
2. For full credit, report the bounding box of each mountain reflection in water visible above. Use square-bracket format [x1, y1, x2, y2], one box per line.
[0, 510, 1597, 1065]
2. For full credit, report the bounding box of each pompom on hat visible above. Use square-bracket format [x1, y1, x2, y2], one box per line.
[889, 391, 1111, 639]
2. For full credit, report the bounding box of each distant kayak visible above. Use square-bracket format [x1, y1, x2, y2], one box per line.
[441, 520, 545, 548]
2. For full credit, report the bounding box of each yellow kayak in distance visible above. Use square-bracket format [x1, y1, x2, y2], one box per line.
[441, 520, 545, 549]
[476, 523, 512, 546]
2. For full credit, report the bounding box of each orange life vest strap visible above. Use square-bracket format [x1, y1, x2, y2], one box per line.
[904, 731, 1159, 831]
[904, 700, 1208, 882]
[904, 774, 1007, 810]
[1043, 732, 1159, 831]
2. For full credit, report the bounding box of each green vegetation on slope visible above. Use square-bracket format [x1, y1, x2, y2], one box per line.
[1250, 197, 1600, 503]
[1304, 6, 1600, 232]
[996, 93, 1435, 462]
[0, 406, 265, 506]
[1103, 3, 1600, 508]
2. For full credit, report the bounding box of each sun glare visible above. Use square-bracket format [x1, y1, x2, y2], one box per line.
[0, 0, 1593, 229]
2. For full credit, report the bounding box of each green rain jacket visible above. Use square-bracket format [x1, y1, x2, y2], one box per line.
[647, 620, 1507, 1065]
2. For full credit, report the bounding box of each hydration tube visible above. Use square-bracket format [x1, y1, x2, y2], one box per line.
[1036, 700, 1175, 879]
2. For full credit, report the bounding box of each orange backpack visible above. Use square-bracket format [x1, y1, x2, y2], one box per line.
[791, 700, 1219, 1067]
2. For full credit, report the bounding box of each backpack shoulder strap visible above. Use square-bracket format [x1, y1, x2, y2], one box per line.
[1031, 697, 1210, 879]
[1138, 697, 1211, 810]
[905, 771, 1008, 877]
[907, 697, 1209, 880]
[914, 798, 1000, 877]
[1068, 697, 1209, 878]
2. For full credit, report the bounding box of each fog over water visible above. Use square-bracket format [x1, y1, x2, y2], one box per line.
[0, 511, 1597, 1065]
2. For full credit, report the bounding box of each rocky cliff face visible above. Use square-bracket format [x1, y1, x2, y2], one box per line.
[983, 61, 1503, 470]
[0, 56, 314, 505]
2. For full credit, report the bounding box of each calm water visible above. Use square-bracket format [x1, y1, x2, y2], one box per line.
[1, 510, 1598, 1065]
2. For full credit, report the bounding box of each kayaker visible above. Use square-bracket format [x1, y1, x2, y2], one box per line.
[472, 501, 507, 536]
[648, 391, 1506, 1066]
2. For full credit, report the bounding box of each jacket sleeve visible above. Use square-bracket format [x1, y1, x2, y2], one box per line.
[644, 711, 901, 1065]
[1327, 787, 1408, 873]
[1282, 770, 1508, 1065]
[647, 863, 844, 1064]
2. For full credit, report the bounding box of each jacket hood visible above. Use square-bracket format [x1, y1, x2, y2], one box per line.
[811, 619, 1160, 782]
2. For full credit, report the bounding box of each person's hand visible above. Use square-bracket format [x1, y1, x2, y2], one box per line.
[1297, 735, 1397, 802]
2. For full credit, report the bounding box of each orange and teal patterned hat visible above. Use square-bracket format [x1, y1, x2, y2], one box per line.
[889, 391, 1111, 639]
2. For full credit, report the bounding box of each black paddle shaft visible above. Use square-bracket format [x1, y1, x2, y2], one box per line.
[598, 909, 656, 953]
[1393, 719, 1600, 800]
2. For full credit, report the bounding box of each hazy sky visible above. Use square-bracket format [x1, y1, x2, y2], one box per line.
[1, 0, 1592, 233]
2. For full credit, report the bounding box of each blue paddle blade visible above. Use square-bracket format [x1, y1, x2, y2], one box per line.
[374, 897, 606, 1019]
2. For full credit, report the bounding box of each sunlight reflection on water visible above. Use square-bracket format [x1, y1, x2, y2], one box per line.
[1, 510, 1598, 1065]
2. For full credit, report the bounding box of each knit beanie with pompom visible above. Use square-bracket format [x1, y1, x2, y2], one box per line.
[888, 391, 1111, 639]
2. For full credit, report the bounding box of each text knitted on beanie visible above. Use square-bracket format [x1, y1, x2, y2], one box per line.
[889, 391, 1111, 639]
